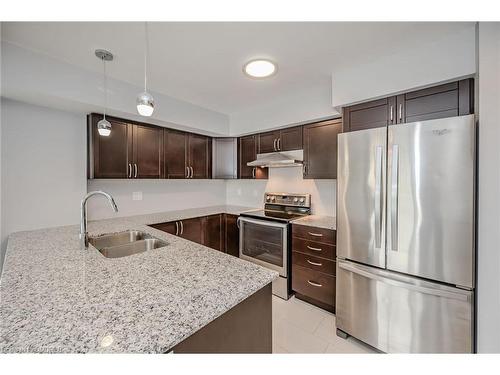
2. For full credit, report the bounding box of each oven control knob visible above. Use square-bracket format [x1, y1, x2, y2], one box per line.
[271, 196, 276, 202]
[293, 198, 299, 203]
[266, 195, 271, 201]
[299, 198, 305, 204]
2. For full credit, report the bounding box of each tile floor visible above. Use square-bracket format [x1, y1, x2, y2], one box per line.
[272, 295, 377, 354]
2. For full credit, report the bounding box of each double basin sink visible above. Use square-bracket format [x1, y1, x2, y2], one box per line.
[89, 230, 168, 258]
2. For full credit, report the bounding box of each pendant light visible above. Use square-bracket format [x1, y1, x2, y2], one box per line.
[95, 49, 114, 136]
[136, 22, 155, 117]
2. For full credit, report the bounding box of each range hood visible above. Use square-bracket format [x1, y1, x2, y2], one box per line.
[247, 150, 304, 168]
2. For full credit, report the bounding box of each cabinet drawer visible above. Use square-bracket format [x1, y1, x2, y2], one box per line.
[292, 224, 335, 244]
[292, 251, 335, 276]
[292, 265, 335, 306]
[292, 237, 336, 260]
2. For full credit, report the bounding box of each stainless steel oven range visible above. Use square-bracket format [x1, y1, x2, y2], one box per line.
[239, 193, 311, 299]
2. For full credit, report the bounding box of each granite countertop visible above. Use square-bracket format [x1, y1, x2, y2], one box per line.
[292, 215, 336, 230]
[0, 205, 277, 353]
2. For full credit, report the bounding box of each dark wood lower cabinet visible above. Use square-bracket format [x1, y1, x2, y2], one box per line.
[172, 283, 272, 353]
[292, 224, 337, 312]
[150, 213, 240, 257]
[203, 214, 223, 251]
[224, 214, 240, 257]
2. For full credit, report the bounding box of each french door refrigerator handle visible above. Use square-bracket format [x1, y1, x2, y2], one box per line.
[338, 261, 470, 301]
[374, 145, 383, 249]
[390, 144, 399, 251]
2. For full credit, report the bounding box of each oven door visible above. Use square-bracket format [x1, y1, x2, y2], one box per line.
[238, 217, 288, 277]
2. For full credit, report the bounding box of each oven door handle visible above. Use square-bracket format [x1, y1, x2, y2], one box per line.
[237, 216, 289, 229]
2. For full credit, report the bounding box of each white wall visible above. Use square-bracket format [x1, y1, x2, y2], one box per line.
[229, 82, 339, 136]
[87, 179, 227, 220]
[226, 167, 336, 216]
[1, 41, 230, 136]
[477, 22, 500, 353]
[331, 24, 477, 108]
[0, 99, 87, 267]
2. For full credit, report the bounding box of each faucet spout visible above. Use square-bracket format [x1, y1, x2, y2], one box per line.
[80, 191, 118, 249]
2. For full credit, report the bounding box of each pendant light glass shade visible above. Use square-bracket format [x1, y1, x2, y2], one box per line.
[136, 91, 155, 117]
[137, 22, 155, 117]
[97, 118, 112, 136]
[95, 49, 113, 136]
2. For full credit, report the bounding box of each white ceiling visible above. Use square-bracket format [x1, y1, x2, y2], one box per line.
[1, 22, 474, 115]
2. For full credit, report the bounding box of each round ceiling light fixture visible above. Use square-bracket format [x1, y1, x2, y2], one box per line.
[243, 59, 277, 79]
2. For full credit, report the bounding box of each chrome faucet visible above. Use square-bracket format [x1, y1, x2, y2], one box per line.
[80, 191, 118, 249]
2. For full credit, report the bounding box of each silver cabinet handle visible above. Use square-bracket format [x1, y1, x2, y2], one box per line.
[236, 217, 241, 229]
[307, 245, 322, 252]
[128, 163, 132, 178]
[180, 220, 184, 235]
[273, 138, 277, 151]
[186, 166, 190, 178]
[307, 280, 322, 287]
[374, 145, 383, 249]
[307, 259, 323, 266]
[175, 221, 179, 236]
[398, 103, 403, 122]
[390, 105, 394, 123]
[134, 163, 138, 178]
[303, 162, 307, 176]
[308, 232, 323, 237]
[277, 138, 281, 151]
[190, 166, 194, 179]
[390, 144, 399, 251]
[252, 167, 256, 179]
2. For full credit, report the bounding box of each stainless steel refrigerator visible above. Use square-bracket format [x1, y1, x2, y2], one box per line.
[336, 114, 475, 353]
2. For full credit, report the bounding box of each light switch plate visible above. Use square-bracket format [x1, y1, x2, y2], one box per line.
[132, 191, 143, 201]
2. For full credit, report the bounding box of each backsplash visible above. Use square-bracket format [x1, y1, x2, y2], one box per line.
[226, 167, 336, 216]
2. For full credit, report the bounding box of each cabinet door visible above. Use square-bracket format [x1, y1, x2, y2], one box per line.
[343, 97, 396, 132]
[397, 79, 474, 124]
[189, 134, 210, 179]
[90, 114, 132, 178]
[164, 130, 188, 179]
[150, 221, 178, 235]
[224, 214, 240, 257]
[303, 118, 342, 179]
[258, 131, 281, 153]
[279, 126, 303, 151]
[203, 214, 223, 251]
[180, 217, 203, 244]
[238, 135, 268, 179]
[132, 124, 163, 178]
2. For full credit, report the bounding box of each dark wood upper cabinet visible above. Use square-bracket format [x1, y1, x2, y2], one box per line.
[89, 114, 132, 179]
[189, 134, 211, 179]
[342, 97, 396, 132]
[258, 131, 281, 153]
[203, 214, 223, 251]
[397, 79, 474, 124]
[343, 78, 474, 132]
[280, 126, 303, 151]
[164, 129, 188, 179]
[257, 126, 303, 153]
[132, 124, 163, 178]
[238, 135, 268, 179]
[224, 214, 240, 257]
[303, 118, 342, 179]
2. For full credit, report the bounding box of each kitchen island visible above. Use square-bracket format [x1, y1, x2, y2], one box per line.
[0, 205, 277, 353]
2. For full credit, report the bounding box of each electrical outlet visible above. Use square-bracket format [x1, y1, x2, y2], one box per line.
[132, 191, 143, 201]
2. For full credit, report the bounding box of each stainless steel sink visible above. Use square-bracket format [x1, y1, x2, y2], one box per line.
[89, 230, 168, 258]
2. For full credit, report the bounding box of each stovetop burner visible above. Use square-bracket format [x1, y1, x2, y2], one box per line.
[240, 193, 311, 223]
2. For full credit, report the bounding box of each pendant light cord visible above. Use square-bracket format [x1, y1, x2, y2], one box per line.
[144, 22, 149, 92]
[102, 57, 107, 120]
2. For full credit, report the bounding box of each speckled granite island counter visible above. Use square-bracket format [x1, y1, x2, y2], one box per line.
[0, 205, 277, 353]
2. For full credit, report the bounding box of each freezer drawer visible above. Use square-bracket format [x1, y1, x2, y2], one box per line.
[336, 260, 473, 353]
